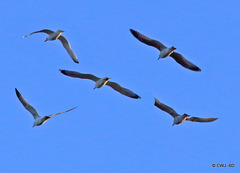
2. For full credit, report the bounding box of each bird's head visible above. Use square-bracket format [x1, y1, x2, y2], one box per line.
[104, 77, 111, 81]
[171, 46, 177, 51]
[183, 113, 190, 118]
[57, 29, 65, 33]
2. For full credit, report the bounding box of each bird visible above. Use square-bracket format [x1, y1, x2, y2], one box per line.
[154, 97, 218, 126]
[15, 88, 77, 127]
[23, 29, 79, 63]
[59, 69, 141, 99]
[129, 29, 201, 71]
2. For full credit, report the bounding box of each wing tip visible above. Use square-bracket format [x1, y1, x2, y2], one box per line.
[15, 88, 19, 94]
[129, 28, 135, 33]
[129, 29, 138, 37]
[59, 69, 66, 75]
[193, 67, 201, 72]
[154, 97, 158, 105]
[135, 95, 141, 99]
[15, 88, 21, 98]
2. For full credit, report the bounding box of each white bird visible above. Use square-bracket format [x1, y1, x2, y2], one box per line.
[15, 88, 77, 127]
[59, 69, 141, 99]
[130, 29, 201, 71]
[94, 77, 111, 89]
[154, 97, 218, 126]
[23, 29, 79, 63]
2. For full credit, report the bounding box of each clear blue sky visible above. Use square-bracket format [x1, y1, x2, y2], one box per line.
[0, 0, 239, 172]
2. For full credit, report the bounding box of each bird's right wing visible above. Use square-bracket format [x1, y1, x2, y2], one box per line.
[106, 81, 141, 99]
[15, 88, 40, 120]
[49, 107, 77, 118]
[186, 117, 218, 122]
[58, 36, 79, 63]
[154, 97, 179, 118]
[23, 29, 54, 38]
[59, 69, 100, 82]
[130, 29, 167, 51]
[170, 52, 201, 71]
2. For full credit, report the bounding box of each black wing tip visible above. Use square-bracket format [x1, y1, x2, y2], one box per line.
[59, 69, 66, 74]
[129, 29, 138, 37]
[192, 67, 201, 72]
[135, 95, 141, 99]
[154, 97, 158, 105]
[69, 106, 78, 111]
[15, 88, 21, 97]
[129, 29, 135, 33]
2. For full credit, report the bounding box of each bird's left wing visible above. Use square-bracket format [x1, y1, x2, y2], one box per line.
[23, 29, 54, 38]
[15, 88, 41, 120]
[59, 69, 100, 82]
[130, 29, 167, 51]
[49, 107, 77, 118]
[154, 98, 179, 118]
[58, 36, 79, 63]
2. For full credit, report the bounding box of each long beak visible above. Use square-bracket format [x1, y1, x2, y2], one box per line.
[172, 124, 174, 126]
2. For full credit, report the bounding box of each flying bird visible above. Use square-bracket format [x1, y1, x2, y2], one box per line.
[154, 97, 218, 126]
[59, 69, 141, 99]
[15, 88, 77, 127]
[23, 29, 79, 63]
[130, 29, 201, 71]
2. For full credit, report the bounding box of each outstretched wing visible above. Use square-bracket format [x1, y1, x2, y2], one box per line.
[49, 107, 77, 118]
[23, 29, 54, 38]
[59, 69, 100, 82]
[106, 81, 141, 99]
[58, 36, 79, 63]
[170, 52, 201, 71]
[130, 29, 167, 51]
[15, 88, 41, 120]
[154, 97, 179, 118]
[186, 117, 218, 122]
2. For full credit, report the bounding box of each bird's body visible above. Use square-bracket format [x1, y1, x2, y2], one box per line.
[59, 69, 141, 99]
[158, 46, 176, 59]
[94, 77, 111, 89]
[15, 88, 77, 127]
[130, 29, 201, 71]
[173, 114, 189, 125]
[154, 97, 218, 126]
[23, 29, 79, 63]
[33, 116, 50, 127]
[44, 30, 64, 42]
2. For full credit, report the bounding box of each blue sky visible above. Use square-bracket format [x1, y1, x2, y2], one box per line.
[0, 0, 239, 172]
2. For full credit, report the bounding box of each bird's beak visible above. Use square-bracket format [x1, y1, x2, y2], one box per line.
[172, 124, 174, 126]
